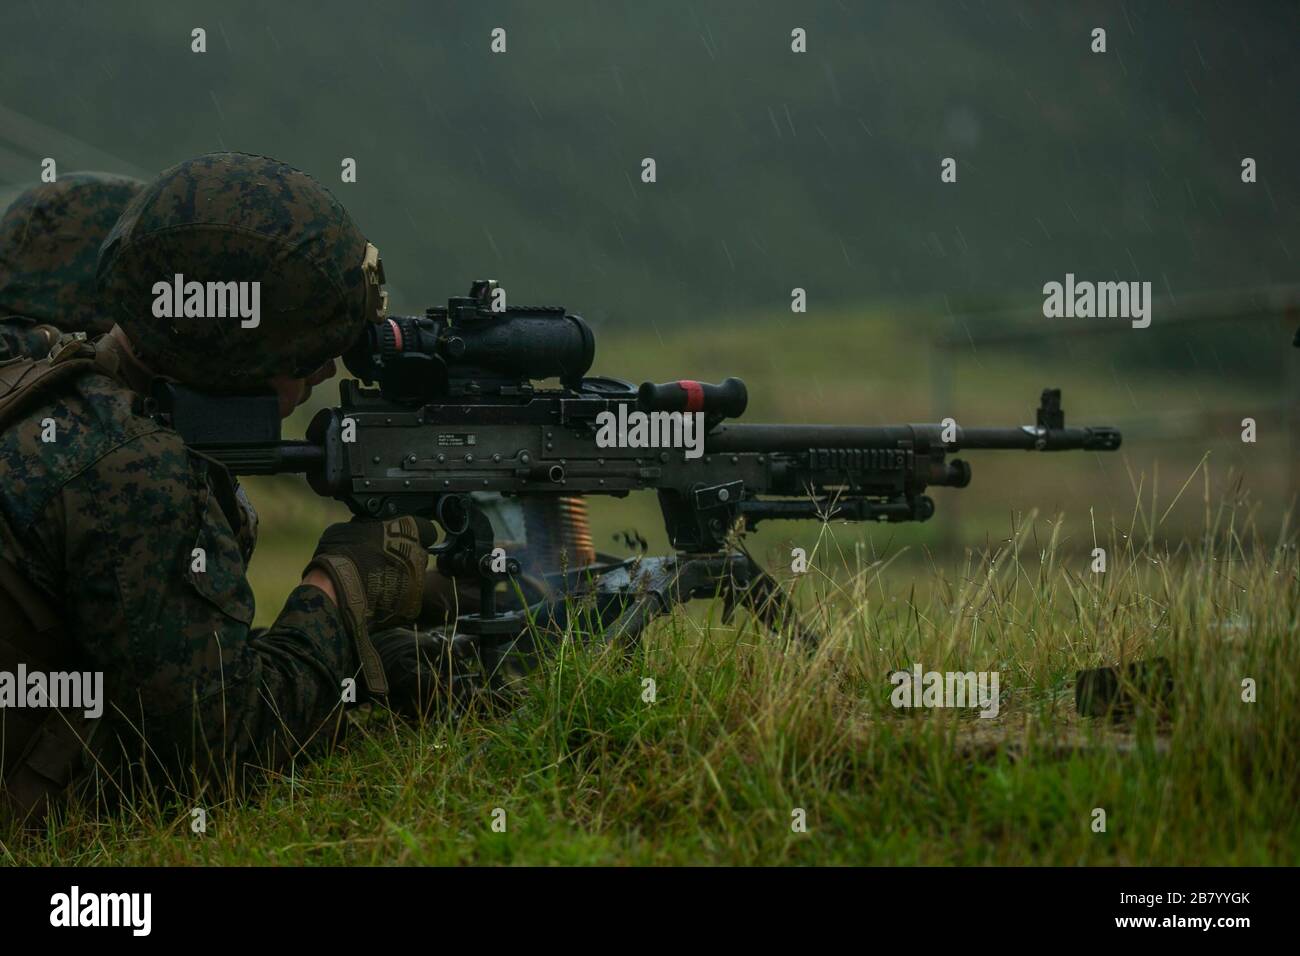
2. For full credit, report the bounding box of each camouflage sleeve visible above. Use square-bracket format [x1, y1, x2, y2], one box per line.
[0, 317, 58, 362]
[49, 428, 358, 784]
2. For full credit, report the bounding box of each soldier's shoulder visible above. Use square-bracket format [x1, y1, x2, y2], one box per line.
[0, 367, 183, 528]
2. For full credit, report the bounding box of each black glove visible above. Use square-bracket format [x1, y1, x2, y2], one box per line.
[371, 627, 482, 718]
[304, 516, 438, 694]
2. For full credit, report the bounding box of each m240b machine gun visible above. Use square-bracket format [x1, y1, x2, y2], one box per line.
[155, 281, 1122, 680]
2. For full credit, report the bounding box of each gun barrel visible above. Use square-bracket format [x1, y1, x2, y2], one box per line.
[706, 423, 1121, 453]
[956, 425, 1121, 451]
[707, 424, 917, 451]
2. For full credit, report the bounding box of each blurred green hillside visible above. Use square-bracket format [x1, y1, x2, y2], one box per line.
[1, 1, 1296, 328]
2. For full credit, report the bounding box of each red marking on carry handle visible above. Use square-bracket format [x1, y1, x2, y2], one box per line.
[679, 380, 704, 413]
[388, 318, 404, 352]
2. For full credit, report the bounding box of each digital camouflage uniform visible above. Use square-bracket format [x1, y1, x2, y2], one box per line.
[0, 172, 144, 362]
[0, 154, 384, 819]
[0, 171, 259, 564]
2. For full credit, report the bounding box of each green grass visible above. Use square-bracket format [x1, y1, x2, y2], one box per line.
[5, 494, 1297, 865]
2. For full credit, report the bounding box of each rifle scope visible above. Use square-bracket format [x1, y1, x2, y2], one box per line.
[343, 279, 595, 401]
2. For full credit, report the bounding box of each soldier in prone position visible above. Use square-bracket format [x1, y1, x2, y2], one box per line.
[0, 153, 449, 826]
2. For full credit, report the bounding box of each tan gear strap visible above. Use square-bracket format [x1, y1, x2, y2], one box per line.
[0, 332, 121, 431]
[304, 554, 389, 695]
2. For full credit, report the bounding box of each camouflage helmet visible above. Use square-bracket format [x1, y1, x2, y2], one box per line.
[97, 152, 385, 392]
[0, 172, 144, 335]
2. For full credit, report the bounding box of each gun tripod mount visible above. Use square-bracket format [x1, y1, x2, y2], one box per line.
[430, 494, 527, 640]
[428, 493, 819, 688]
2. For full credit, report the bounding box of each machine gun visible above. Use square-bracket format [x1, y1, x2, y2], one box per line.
[153, 280, 1122, 686]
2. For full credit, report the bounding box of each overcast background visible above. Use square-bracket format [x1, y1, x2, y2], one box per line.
[2, 0, 1295, 323]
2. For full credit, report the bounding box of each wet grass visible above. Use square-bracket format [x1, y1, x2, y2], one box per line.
[6, 493, 1297, 866]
